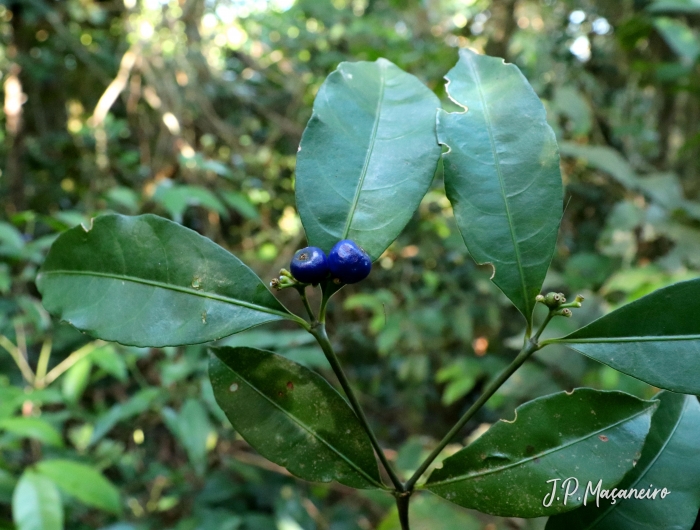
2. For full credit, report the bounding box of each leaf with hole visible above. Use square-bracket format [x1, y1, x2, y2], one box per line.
[37, 214, 299, 347]
[425, 388, 657, 517]
[438, 49, 563, 326]
[546, 391, 700, 529]
[209, 346, 383, 489]
[295, 58, 441, 261]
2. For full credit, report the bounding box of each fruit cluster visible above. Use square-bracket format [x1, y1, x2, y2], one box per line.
[290, 240, 371, 285]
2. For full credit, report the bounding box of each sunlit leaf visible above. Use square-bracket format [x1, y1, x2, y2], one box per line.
[439, 49, 563, 325]
[12, 471, 63, 530]
[426, 389, 657, 517]
[296, 58, 440, 261]
[38, 214, 297, 347]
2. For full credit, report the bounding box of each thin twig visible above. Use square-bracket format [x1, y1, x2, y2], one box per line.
[90, 46, 140, 127]
[35, 338, 52, 384]
[298, 286, 317, 323]
[0, 335, 35, 384]
[404, 310, 559, 491]
[41, 341, 104, 387]
[404, 340, 539, 490]
[310, 324, 402, 491]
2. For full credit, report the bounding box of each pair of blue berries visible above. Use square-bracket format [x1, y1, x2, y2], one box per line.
[290, 240, 371, 285]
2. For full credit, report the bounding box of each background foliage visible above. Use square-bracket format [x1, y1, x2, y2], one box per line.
[1, 0, 699, 528]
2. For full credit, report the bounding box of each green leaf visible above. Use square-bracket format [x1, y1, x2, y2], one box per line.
[91, 344, 128, 382]
[553, 86, 592, 136]
[0, 222, 25, 259]
[221, 191, 259, 221]
[0, 262, 11, 294]
[36, 459, 121, 514]
[12, 471, 63, 530]
[209, 346, 383, 489]
[551, 278, 700, 393]
[425, 389, 657, 517]
[89, 387, 160, 445]
[648, 0, 700, 13]
[0, 386, 24, 419]
[0, 468, 17, 504]
[295, 58, 440, 261]
[546, 391, 700, 529]
[162, 399, 212, 476]
[559, 143, 639, 188]
[439, 49, 563, 325]
[61, 356, 92, 403]
[37, 214, 298, 347]
[653, 17, 700, 63]
[153, 183, 228, 223]
[0, 417, 64, 447]
[559, 143, 700, 220]
[435, 358, 482, 406]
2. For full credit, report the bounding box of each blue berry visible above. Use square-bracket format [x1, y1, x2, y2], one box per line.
[290, 247, 329, 284]
[328, 240, 372, 284]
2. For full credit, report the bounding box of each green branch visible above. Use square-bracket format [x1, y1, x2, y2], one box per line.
[0, 335, 35, 385]
[310, 323, 404, 491]
[405, 305, 560, 491]
[404, 339, 539, 490]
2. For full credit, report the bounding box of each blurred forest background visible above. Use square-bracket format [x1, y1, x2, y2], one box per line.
[1, 0, 699, 528]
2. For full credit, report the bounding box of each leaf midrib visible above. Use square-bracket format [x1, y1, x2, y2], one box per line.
[557, 334, 700, 344]
[587, 397, 687, 527]
[465, 54, 531, 319]
[427, 405, 654, 487]
[40, 270, 291, 320]
[219, 360, 384, 489]
[341, 61, 387, 239]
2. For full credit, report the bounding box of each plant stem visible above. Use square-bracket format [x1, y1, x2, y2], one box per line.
[395, 491, 411, 530]
[297, 286, 316, 322]
[533, 311, 554, 342]
[310, 323, 404, 491]
[35, 338, 52, 384]
[0, 335, 35, 384]
[404, 339, 539, 491]
[41, 341, 103, 387]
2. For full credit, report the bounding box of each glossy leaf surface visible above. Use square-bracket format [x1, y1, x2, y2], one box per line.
[439, 49, 562, 324]
[12, 471, 63, 530]
[209, 346, 382, 489]
[547, 391, 700, 529]
[36, 459, 121, 514]
[37, 214, 295, 347]
[553, 279, 700, 393]
[295, 58, 441, 261]
[425, 389, 657, 517]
